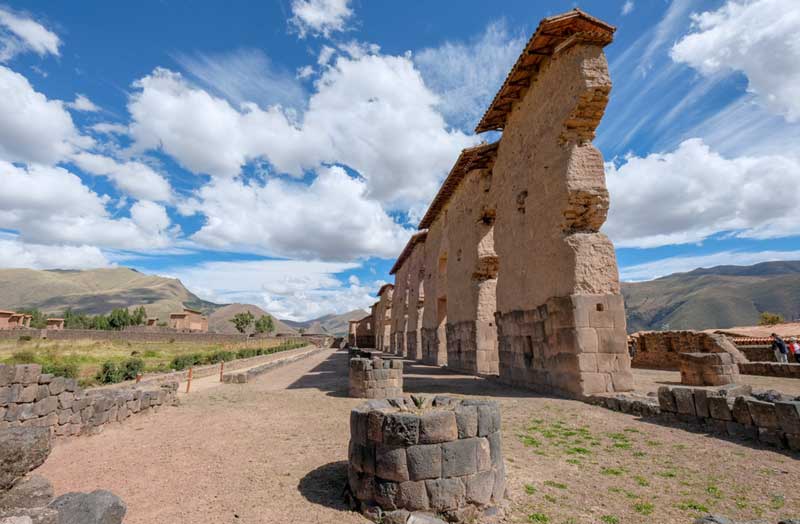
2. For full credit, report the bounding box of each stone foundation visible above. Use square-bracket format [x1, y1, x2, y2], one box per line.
[421, 328, 446, 366]
[347, 396, 505, 523]
[679, 352, 739, 386]
[630, 330, 747, 370]
[739, 362, 800, 378]
[446, 320, 499, 376]
[349, 357, 403, 399]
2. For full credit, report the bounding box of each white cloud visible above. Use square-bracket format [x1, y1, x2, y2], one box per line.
[166, 259, 376, 321]
[0, 65, 88, 164]
[289, 0, 353, 39]
[671, 0, 800, 122]
[414, 20, 524, 131]
[89, 122, 128, 135]
[620, 250, 800, 282]
[71, 152, 172, 202]
[174, 48, 306, 111]
[67, 94, 100, 112]
[0, 237, 112, 270]
[0, 7, 60, 62]
[622, 1, 635, 15]
[0, 161, 174, 250]
[190, 165, 412, 260]
[604, 138, 800, 248]
[128, 54, 473, 208]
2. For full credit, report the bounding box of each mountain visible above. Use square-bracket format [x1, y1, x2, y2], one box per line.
[0, 267, 218, 320]
[207, 303, 297, 335]
[622, 261, 800, 332]
[283, 309, 369, 335]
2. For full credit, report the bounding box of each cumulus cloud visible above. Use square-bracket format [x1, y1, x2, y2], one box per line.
[166, 259, 376, 320]
[67, 94, 100, 112]
[0, 161, 174, 250]
[604, 138, 800, 248]
[621, 1, 635, 15]
[71, 152, 172, 202]
[89, 122, 128, 135]
[190, 165, 412, 260]
[0, 65, 88, 164]
[0, 7, 60, 62]
[620, 250, 800, 282]
[0, 237, 112, 270]
[414, 20, 524, 131]
[671, 0, 800, 122]
[289, 0, 353, 38]
[128, 54, 473, 207]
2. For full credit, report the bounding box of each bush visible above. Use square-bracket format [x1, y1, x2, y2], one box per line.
[17, 335, 32, 342]
[121, 357, 144, 380]
[42, 361, 79, 379]
[96, 361, 122, 384]
[169, 353, 202, 371]
[759, 311, 784, 326]
[205, 350, 235, 364]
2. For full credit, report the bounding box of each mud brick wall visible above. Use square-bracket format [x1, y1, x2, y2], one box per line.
[657, 385, 800, 452]
[348, 357, 403, 399]
[738, 362, 800, 378]
[630, 331, 747, 371]
[348, 396, 505, 523]
[679, 352, 739, 386]
[736, 345, 776, 362]
[0, 364, 177, 437]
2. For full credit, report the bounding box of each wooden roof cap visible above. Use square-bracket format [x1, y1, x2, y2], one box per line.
[389, 230, 428, 275]
[475, 8, 615, 133]
[417, 141, 499, 230]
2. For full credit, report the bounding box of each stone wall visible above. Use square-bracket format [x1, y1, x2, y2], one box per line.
[0, 328, 290, 345]
[348, 317, 375, 349]
[374, 287, 394, 353]
[221, 345, 326, 383]
[348, 357, 403, 399]
[679, 352, 739, 386]
[0, 364, 177, 437]
[630, 330, 747, 371]
[739, 362, 800, 378]
[348, 396, 505, 523]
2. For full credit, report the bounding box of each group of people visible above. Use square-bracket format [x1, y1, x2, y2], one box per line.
[771, 333, 800, 364]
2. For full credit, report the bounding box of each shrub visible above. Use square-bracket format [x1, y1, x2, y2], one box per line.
[170, 353, 202, 371]
[17, 335, 32, 342]
[121, 357, 144, 380]
[96, 361, 122, 384]
[42, 361, 78, 379]
[759, 311, 784, 325]
[7, 351, 38, 364]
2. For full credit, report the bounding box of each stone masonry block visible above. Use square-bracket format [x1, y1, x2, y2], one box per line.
[487, 431, 503, 469]
[419, 411, 458, 444]
[477, 404, 501, 436]
[396, 480, 428, 511]
[774, 401, 800, 434]
[367, 411, 385, 443]
[406, 444, 442, 481]
[455, 405, 478, 438]
[376, 445, 409, 482]
[692, 389, 710, 418]
[14, 365, 41, 385]
[350, 410, 369, 446]
[746, 399, 779, 429]
[672, 387, 696, 416]
[425, 478, 465, 511]
[0, 365, 13, 387]
[383, 413, 420, 446]
[657, 387, 676, 413]
[476, 437, 491, 472]
[19, 385, 37, 404]
[707, 395, 733, 421]
[47, 377, 66, 396]
[374, 479, 400, 510]
[732, 397, 753, 426]
[441, 438, 477, 478]
[33, 397, 57, 417]
[465, 470, 495, 506]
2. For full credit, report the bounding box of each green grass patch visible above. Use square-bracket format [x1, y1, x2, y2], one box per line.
[524, 484, 537, 495]
[544, 494, 557, 503]
[634, 475, 650, 487]
[677, 500, 709, 512]
[601, 467, 626, 476]
[527, 513, 549, 523]
[706, 485, 722, 499]
[656, 469, 677, 478]
[600, 516, 619, 524]
[520, 435, 541, 447]
[565, 447, 591, 455]
[770, 495, 785, 509]
[543, 481, 567, 490]
[634, 501, 654, 515]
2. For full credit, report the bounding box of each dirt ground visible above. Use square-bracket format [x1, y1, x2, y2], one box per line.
[633, 367, 800, 396]
[38, 350, 800, 524]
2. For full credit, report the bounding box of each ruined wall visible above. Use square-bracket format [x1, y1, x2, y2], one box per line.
[630, 331, 747, 371]
[0, 328, 288, 345]
[390, 266, 410, 357]
[374, 287, 394, 353]
[405, 244, 426, 361]
[489, 43, 632, 397]
[349, 318, 375, 348]
[421, 218, 448, 366]
[348, 357, 403, 398]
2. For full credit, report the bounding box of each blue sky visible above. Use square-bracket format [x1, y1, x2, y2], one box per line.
[1, 0, 799, 320]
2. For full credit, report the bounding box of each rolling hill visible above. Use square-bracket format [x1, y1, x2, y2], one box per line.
[622, 261, 800, 332]
[207, 303, 297, 335]
[283, 309, 369, 335]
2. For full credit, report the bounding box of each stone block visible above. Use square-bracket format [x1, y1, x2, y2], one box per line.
[0, 506, 59, 524]
[14, 365, 41, 385]
[374, 479, 399, 510]
[367, 411, 385, 443]
[657, 387, 676, 413]
[425, 478, 464, 511]
[0, 427, 51, 490]
[38, 374, 53, 384]
[350, 410, 369, 446]
[19, 385, 37, 404]
[454, 406, 478, 438]
[492, 463, 506, 502]
[732, 397, 753, 426]
[48, 490, 127, 524]
[383, 413, 420, 446]
[787, 433, 800, 452]
[672, 387, 696, 416]
[46, 378, 66, 396]
[757, 427, 785, 448]
[476, 437, 491, 472]
[774, 401, 800, 434]
[707, 395, 732, 421]
[406, 444, 442, 481]
[746, 399, 780, 429]
[0, 474, 53, 509]
[36, 385, 49, 402]
[465, 470, 495, 506]
[418, 411, 457, 444]
[58, 392, 74, 410]
[396, 480, 428, 511]
[18, 404, 36, 422]
[376, 445, 409, 482]
[33, 397, 57, 417]
[476, 404, 501, 436]
[726, 421, 757, 440]
[0, 365, 12, 387]
[487, 431, 503, 469]
[348, 469, 374, 501]
[441, 438, 477, 478]
[64, 379, 78, 392]
[692, 389, 710, 418]
[0, 386, 10, 407]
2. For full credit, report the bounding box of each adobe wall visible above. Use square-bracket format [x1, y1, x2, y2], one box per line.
[348, 318, 375, 349]
[374, 288, 393, 353]
[421, 218, 448, 366]
[630, 330, 747, 371]
[390, 265, 410, 357]
[405, 243, 426, 361]
[489, 44, 632, 397]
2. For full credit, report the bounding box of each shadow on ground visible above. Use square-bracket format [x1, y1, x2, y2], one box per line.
[297, 460, 352, 512]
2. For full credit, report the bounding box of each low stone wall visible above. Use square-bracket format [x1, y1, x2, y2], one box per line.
[221, 346, 327, 383]
[630, 331, 746, 370]
[739, 362, 800, 378]
[736, 345, 775, 362]
[348, 396, 505, 523]
[0, 328, 290, 345]
[679, 352, 739, 386]
[0, 364, 177, 437]
[348, 357, 403, 399]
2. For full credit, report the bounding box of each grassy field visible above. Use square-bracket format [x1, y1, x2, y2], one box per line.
[0, 336, 307, 386]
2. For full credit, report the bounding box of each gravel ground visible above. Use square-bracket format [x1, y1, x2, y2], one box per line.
[38, 350, 800, 523]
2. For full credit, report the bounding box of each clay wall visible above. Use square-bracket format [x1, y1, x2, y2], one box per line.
[348, 317, 375, 348]
[390, 263, 410, 356]
[630, 331, 747, 371]
[405, 243, 426, 361]
[374, 287, 394, 352]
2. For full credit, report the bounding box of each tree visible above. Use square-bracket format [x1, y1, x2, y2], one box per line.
[759, 311, 784, 326]
[230, 311, 255, 334]
[108, 308, 131, 330]
[19, 309, 47, 329]
[131, 306, 147, 326]
[254, 314, 275, 335]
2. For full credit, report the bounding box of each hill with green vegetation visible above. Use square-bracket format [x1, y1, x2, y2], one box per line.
[283, 309, 369, 336]
[622, 261, 800, 332]
[207, 303, 297, 335]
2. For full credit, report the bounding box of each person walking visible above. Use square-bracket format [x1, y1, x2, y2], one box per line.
[772, 333, 789, 364]
[790, 337, 800, 364]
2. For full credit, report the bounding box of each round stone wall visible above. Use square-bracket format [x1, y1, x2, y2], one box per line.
[349, 357, 403, 399]
[347, 396, 505, 523]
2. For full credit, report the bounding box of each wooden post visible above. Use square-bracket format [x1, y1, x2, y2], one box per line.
[186, 367, 193, 394]
[219, 361, 225, 382]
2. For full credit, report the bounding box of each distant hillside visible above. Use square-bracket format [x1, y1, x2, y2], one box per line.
[0, 267, 217, 320]
[283, 309, 369, 335]
[207, 303, 297, 335]
[623, 261, 800, 332]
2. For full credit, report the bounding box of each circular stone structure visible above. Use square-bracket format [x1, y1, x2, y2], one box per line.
[349, 357, 403, 399]
[347, 396, 505, 523]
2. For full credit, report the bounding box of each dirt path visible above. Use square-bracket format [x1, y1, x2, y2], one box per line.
[38, 350, 800, 523]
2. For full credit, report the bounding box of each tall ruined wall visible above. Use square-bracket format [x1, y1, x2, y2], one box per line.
[402, 243, 426, 360]
[348, 318, 375, 348]
[631, 330, 747, 370]
[489, 43, 632, 397]
[374, 288, 393, 353]
[390, 266, 410, 356]
[421, 219, 448, 366]
[442, 167, 499, 375]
